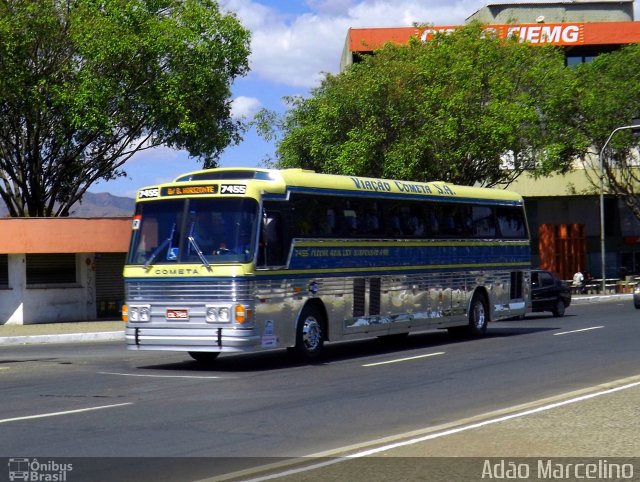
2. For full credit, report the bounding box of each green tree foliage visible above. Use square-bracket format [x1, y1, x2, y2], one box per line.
[0, 0, 250, 216]
[261, 24, 583, 186]
[574, 44, 640, 220]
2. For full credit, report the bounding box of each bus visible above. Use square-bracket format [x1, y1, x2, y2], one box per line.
[123, 168, 530, 361]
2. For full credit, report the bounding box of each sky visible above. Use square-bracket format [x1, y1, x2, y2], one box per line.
[90, 0, 640, 198]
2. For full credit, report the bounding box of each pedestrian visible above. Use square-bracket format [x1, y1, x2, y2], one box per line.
[572, 269, 584, 294]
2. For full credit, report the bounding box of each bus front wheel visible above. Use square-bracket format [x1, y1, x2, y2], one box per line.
[293, 305, 325, 360]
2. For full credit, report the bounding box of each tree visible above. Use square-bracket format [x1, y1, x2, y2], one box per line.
[575, 44, 640, 221]
[258, 24, 585, 187]
[0, 0, 250, 217]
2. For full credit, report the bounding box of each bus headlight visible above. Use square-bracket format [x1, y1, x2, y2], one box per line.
[129, 305, 151, 322]
[218, 307, 230, 321]
[139, 306, 150, 322]
[205, 305, 230, 323]
[205, 306, 217, 322]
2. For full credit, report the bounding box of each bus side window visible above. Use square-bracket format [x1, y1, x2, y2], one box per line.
[259, 212, 284, 266]
[497, 207, 526, 239]
[439, 206, 457, 236]
[472, 206, 496, 238]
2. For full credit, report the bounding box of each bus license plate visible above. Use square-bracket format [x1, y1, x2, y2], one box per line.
[166, 309, 189, 321]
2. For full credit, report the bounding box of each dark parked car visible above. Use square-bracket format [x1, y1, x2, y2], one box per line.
[530, 269, 572, 317]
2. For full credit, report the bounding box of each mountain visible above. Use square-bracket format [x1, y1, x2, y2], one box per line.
[0, 192, 136, 217]
[69, 192, 136, 217]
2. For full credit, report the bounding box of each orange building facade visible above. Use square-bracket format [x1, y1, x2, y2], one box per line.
[0, 218, 131, 325]
[342, 21, 640, 70]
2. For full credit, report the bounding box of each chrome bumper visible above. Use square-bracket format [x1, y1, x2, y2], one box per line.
[125, 325, 261, 353]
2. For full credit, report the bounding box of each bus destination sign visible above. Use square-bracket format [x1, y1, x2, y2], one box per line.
[161, 185, 218, 196]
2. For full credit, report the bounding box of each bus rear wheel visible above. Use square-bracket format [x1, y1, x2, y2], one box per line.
[467, 292, 489, 336]
[188, 351, 220, 364]
[293, 305, 325, 360]
[449, 292, 488, 338]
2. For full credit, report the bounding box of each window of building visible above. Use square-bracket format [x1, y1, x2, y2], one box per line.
[26, 253, 77, 286]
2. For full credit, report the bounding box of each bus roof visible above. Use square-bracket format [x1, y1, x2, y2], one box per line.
[135, 167, 523, 203]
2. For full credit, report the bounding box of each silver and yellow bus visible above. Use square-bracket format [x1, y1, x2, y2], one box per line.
[123, 168, 530, 362]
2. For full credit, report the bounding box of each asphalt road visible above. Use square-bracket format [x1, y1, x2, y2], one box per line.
[1, 299, 639, 481]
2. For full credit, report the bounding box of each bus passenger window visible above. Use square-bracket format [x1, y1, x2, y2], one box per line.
[259, 212, 285, 266]
[439, 206, 457, 236]
[472, 206, 496, 238]
[497, 207, 526, 239]
[343, 208, 357, 234]
[314, 208, 335, 235]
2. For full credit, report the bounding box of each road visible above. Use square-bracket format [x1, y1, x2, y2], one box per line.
[1, 299, 639, 481]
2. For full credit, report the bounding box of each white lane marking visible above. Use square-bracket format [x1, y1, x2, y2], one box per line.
[234, 380, 640, 482]
[554, 326, 604, 336]
[362, 352, 445, 367]
[0, 402, 133, 425]
[0, 367, 9, 370]
[99, 371, 223, 379]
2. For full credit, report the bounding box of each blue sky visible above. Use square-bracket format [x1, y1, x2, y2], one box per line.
[91, 0, 640, 198]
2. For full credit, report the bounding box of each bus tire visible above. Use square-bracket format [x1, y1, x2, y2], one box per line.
[293, 304, 325, 360]
[188, 351, 220, 364]
[467, 292, 489, 337]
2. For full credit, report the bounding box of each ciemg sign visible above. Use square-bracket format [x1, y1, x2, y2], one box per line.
[420, 23, 584, 46]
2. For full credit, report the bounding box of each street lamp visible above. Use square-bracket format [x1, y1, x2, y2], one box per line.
[599, 118, 640, 293]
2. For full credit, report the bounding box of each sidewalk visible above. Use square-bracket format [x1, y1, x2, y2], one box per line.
[0, 319, 124, 346]
[0, 293, 632, 347]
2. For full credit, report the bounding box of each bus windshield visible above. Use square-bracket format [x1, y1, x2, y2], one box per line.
[128, 198, 259, 266]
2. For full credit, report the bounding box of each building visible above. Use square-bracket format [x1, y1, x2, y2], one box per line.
[0, 218, 131, 325]
[341, 0, 640, 281]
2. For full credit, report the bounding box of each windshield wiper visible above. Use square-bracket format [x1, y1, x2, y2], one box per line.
[187, 236, 211, 269]
[144, 223, 176, 269]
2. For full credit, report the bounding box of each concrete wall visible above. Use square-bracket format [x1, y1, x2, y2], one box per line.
[468, 1, 634, 24]
[0, 253, 97, 325]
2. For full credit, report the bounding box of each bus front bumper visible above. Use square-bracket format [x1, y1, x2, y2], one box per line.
[125, 326, 261, 353]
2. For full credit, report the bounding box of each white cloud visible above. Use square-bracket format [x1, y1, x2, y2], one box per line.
[222, 0, 640, 89]
[221, 0, 491, 88]
[231, 96, 263, 119]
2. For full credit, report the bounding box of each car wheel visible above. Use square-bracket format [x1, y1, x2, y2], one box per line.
[552, 299, 566, 317]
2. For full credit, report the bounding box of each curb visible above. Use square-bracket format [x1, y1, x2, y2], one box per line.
[571, 293, 633, 304]
[0, 331, 125, 346]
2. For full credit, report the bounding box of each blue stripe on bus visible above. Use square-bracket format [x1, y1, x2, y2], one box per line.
[287, 244, 530, 270]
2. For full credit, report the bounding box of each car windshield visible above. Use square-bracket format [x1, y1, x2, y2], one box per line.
[128, 197, 259, 266]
